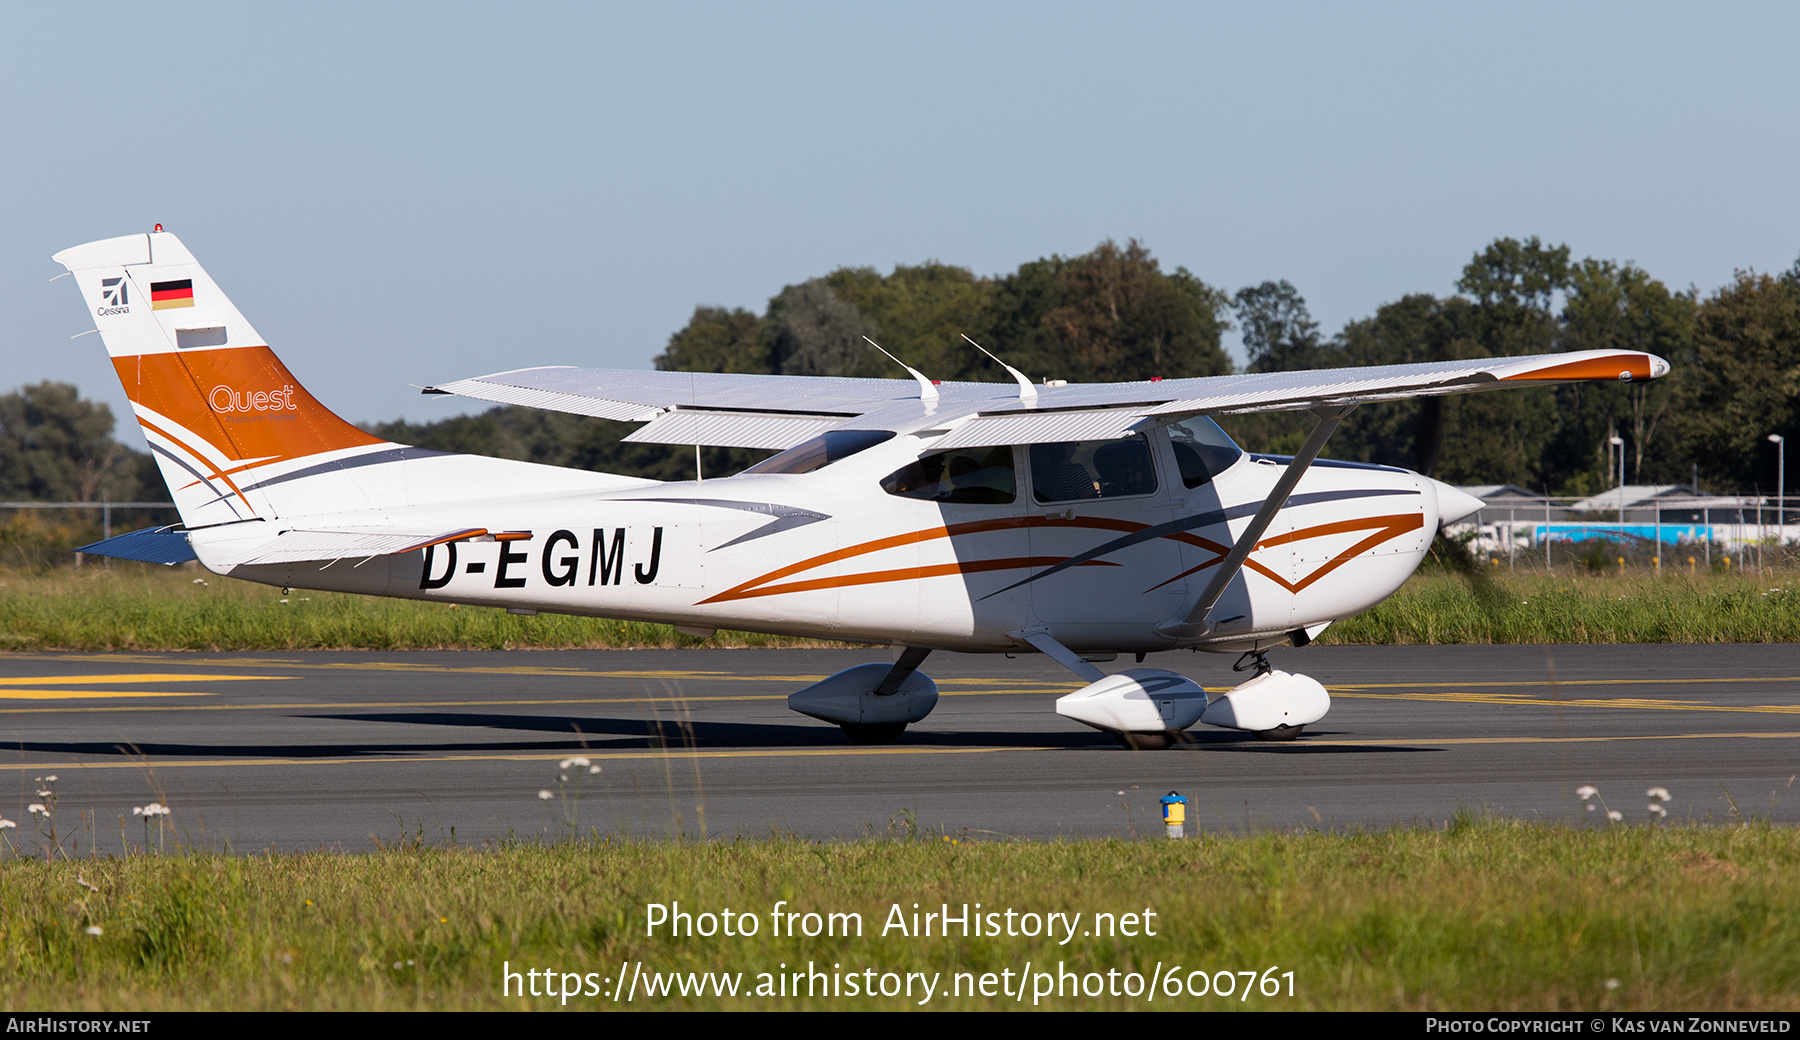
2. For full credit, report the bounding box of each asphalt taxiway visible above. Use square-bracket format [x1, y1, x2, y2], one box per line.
[1, 644, 1795, 850]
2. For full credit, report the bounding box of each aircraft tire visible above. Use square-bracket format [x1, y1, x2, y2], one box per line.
[1254, 724, 1305, 741]
[839, 722, 907, 744]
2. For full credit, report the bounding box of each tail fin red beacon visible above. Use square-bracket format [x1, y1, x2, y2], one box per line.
[53, 230, 395, 528]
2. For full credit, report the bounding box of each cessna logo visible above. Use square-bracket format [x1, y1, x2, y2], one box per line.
[96, 277, 129, 315]
[211, 385, 298, 413]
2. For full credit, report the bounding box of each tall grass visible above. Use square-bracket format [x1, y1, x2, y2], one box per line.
[1, 821, 1795, 1010]
[0, 564, 837, 651]
[1325, 570, 1800, 645]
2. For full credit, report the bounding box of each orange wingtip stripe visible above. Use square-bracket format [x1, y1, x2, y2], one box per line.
[1502, 355, 1654, 382]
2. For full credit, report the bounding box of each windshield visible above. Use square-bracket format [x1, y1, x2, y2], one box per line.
[742, 429, 896, 476]
[1166, 415, 1242, 488]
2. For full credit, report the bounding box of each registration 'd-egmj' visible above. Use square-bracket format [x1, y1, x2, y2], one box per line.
[58, 230, 1668, 747]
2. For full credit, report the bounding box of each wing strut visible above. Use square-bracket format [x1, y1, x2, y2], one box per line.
[1157, 405, 1355, 640]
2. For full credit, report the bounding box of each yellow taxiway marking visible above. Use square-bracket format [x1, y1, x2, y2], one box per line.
[0, 687, 1063, 714]
[0, 691, 218, 701]
[4, 730, 1800, 773]
[1333, 676, 1800, 690]
[0, 674, 288, 686]
[1306, 731, 1800, 749]
[1333, 690, 1800, 715]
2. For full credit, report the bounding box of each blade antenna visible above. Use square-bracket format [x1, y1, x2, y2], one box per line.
[961, 334, 1037, 403]
[862, 336, 939, 401]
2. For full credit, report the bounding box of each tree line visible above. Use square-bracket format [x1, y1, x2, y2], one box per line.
[7, 236, 1797, 519]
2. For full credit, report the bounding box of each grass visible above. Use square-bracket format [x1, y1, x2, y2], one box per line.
[1323, 570, 1800, 645]
[2, 563, 1796, 652]
[0, 564, 844, 651]
[0, 820, 1796, 1010]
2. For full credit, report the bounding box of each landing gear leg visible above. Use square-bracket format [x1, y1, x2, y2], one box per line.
[1233, 649, 1274, 677]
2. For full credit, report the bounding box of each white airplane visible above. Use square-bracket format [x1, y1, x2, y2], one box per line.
[57, 230, 1669, 748]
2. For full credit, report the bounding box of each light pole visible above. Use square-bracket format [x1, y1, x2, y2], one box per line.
[1772, 434, 1787, 552]
[1609, 435, 1625, 524]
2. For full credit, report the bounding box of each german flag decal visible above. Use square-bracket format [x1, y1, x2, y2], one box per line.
[150, 279, 195, 310]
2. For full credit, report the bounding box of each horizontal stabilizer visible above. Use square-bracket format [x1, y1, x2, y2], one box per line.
[75, 526, 198, 566]
[202, 526, 490, 569]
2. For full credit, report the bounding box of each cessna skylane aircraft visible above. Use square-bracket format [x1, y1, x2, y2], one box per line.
[58, 230, 1669, 747]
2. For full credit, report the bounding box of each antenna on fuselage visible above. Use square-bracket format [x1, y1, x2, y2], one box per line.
[961, 334, 1037, 403]
[862, 336, 939, 401]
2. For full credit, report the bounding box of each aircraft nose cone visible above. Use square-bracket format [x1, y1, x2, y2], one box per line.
[1430, 479, 1484, 526]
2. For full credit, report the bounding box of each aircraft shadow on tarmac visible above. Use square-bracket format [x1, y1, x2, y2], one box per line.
[8, 715, 1438, 759]
[308, 712, 1441, 755]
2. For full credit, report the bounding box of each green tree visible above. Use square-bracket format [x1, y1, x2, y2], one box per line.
[1671, 271, 1800, 491]
[1234, 280, 1325, 374]
[824, 262, 995, 380]
[986, 240, 1230, 382]
[1553, 259, 1696, 488]
[0, 382, 150, 502]
[654, 307, 769, 374]
[766, 279, 878, 377]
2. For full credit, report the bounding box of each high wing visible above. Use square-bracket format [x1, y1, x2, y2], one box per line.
[423, 350, 1671, 449]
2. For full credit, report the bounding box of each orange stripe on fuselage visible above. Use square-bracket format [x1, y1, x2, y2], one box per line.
[699, 514, 1147, 605]
[704, 511, 1426, 605]
[1149, 513, 1425, 595]
[702, 557, 1122, 603]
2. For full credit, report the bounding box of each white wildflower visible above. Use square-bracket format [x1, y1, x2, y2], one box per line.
[85, 926, 103, 937]
[36, 790, 52, 799]
[1605, 978, 1621, 990]
[1576, 785, 1598, 800]
[1586, 804, 1597, 812]
[560, 757, 591, 770]
[0, 819, 15, 829]
[1647, 804, 1667, 817]
[1607, 810, 1623, 822]
[589, 765, 601, 775]
[44, 776, 55, 782]
[1646, 787, 1671, 802]
[538, 790, 554, 801]
[28, 804, 46, 816]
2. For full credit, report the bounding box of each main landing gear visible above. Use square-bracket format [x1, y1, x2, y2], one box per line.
[782, 636, 1332, 749]
[1040, 632, 1331, 749]
[788, 646, 939, 744]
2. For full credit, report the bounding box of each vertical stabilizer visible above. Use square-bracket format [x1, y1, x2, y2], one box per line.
[54, 231, 392, 528]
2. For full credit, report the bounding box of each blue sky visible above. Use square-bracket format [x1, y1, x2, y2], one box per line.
[5, 3, 1797, 445]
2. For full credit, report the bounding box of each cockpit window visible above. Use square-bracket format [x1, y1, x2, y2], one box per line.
[881, 446, 1016, 504]
[743, 430, 895, 476]
[1029, 434, 1157, 503]
[1166, 415, 1242, 489]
